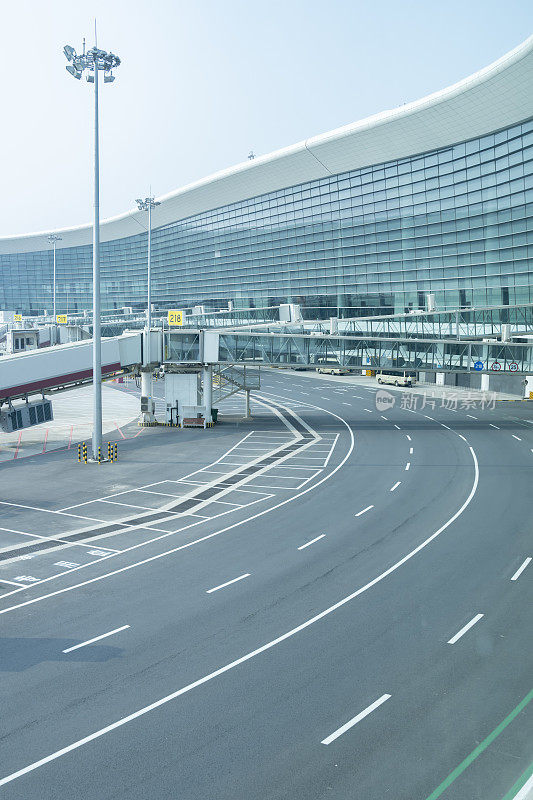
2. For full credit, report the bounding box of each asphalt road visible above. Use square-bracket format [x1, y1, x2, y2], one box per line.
[0, 370, 531, 799]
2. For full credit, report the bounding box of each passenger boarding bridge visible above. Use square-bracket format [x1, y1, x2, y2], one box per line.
[1, 304, 532, 432]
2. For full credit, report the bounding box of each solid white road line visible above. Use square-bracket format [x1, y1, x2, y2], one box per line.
[62, 625, 130, 654]
[447, 614, 484, 644]
[298, 534, 326, 550]
[206, 573, 250, 594]
[321, 694, 391, 745]
[512, 435, 522, 441]
[355, 505, 374, 517]
[390, 482, 401, 492]
[489, 424, 500, 429]
[0, 446, 479, 789]
[511, 557, 531, 581]
[405, 462, 410, 471]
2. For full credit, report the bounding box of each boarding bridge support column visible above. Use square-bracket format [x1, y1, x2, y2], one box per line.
[435, 343, 446, 386]
[202, 365, 213, 423]
[141, 369, 155, 423]
[245, 389, 251, 418]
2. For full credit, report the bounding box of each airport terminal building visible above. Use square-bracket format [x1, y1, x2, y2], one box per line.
[1, 36, 532, 318]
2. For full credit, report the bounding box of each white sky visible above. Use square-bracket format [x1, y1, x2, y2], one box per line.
[1, 0, 532, 235]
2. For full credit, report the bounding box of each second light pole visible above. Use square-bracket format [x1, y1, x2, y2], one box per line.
[136, 196, 160, 422]
[48, 233, 62, 343]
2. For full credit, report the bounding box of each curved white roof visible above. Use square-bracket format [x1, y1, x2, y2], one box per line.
[2, 34, 533, 255]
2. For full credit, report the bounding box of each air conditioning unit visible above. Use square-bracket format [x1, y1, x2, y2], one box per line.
[140, 396, 155, 414]
[0, 399, 53, 432]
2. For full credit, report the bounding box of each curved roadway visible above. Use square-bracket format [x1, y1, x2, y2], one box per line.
[0, 370, 531, 799]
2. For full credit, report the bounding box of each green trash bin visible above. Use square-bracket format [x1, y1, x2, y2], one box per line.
[211, 408, 218, 422]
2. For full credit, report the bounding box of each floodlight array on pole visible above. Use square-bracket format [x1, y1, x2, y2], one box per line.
[63, 39, 121, 461]
[47, 234, 62, 334]
[135, 196, 161, 422]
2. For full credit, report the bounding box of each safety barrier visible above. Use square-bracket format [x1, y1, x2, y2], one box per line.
[77, 440, 118, 463]
[77, 441, 88, 464]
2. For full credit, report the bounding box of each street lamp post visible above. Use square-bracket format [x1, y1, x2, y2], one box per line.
[63, 40, 121, 461]
[135, 196, 160, 423]
[47, 234, 62, 343]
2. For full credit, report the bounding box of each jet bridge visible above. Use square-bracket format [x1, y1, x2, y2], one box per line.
[0, 331, 154, 404]
[165, 329, 533, 377]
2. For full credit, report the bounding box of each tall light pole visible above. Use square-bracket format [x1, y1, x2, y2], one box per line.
[47, 234, 62, 342]
[63, 40, 121, 461]
[135, 196, 160, 422]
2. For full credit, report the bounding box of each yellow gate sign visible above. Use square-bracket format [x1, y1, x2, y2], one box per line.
[56, 314, 68, 324]
[168, 310, 183, 326]
[13, 314, 22, 322]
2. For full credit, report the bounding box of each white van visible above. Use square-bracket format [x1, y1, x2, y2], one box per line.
[376, 371, 415, 387]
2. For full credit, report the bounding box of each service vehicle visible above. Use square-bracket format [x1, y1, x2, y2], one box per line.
[376, 370, 416, 387]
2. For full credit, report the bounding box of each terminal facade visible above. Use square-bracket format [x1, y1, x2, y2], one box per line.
[1, 37, 532, 319]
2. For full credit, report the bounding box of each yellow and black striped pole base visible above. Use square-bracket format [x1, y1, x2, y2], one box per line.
[77, 442, 88, 464]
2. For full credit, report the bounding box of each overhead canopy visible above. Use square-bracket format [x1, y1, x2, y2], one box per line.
[1, 35, 532, 255]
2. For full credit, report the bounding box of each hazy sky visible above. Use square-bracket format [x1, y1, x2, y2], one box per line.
[1, 0, 532, 236]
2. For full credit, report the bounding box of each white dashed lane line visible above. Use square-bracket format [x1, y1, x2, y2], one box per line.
[321, 694, 391, 745]
[355, 505, 374, 517]
[206, 573, 250, 594]
[512, 435, 522, 441]
[390, 482, 401, 492]
[363, 409, 373, 413]
[447, 614, 484, 644]
[489, 424, 500, 429]
[409, 447, 413, 454]
[405, 462, 410, 471]
[62, 625, 130, 654]
[298, 534, 326, 551]
[406, 435, 411, 441]
[511, 557, 531, 581]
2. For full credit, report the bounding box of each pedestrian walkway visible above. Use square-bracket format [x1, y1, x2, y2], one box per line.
[0, 384, 139, 463]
